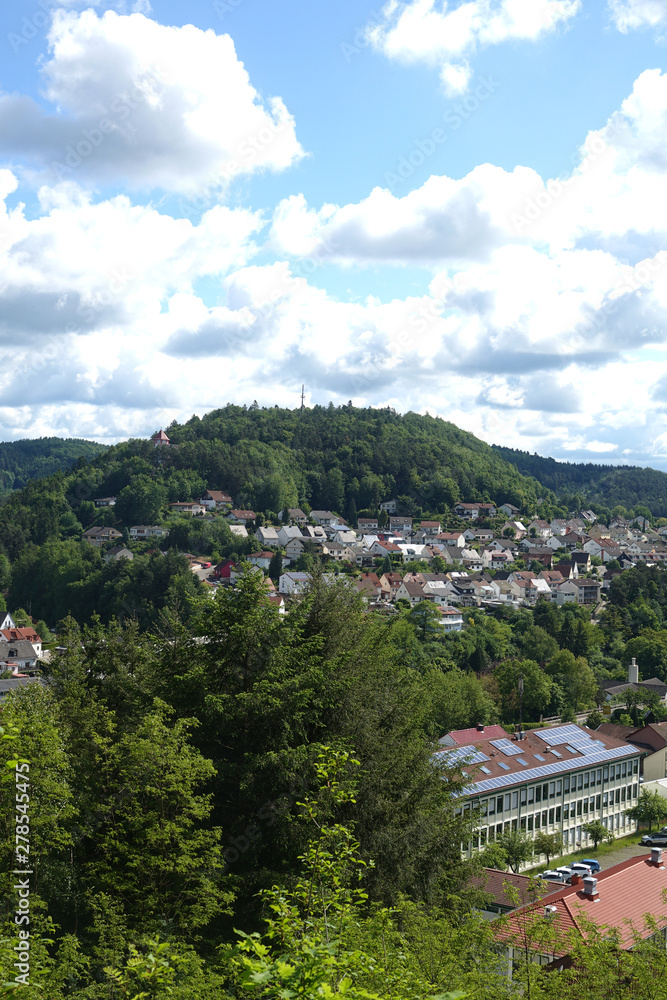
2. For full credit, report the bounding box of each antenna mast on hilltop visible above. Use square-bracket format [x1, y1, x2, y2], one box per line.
[300, 384, 305, 413]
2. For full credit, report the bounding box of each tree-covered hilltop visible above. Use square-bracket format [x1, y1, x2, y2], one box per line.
[163, 402, 546, 515]
[492, 444, 667, 518]
[0, 437, 107, 496]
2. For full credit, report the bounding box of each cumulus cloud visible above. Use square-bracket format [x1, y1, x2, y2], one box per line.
[0, 9, 303, 192]
[367, 0, 580, 94]
[609, 0, 667, 32]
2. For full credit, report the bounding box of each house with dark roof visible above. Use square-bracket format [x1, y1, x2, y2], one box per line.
[82, 526, 123, 547]
[597, 721, 667, 781]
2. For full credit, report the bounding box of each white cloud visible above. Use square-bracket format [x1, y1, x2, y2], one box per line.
[609, 0, 667, 32]
[0, 9, 303, 193]
[367, 0, 580, 94]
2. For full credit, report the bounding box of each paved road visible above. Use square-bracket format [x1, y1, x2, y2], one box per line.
[595, 840, 655, 870]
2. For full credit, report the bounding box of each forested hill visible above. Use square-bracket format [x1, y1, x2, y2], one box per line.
[0, 436, 107, 495]
[162, 403, 547, 514]
[492, 444, 667, 517]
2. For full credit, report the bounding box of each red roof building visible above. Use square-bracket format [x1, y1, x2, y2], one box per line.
[498, 850, 667, 972]
[152, 429, 170, 447]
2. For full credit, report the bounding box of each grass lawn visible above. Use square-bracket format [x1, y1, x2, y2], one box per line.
[525, 830, 641, 873]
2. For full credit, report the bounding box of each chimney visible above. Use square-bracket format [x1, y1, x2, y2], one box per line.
[628, 657, 639, 685]
[476, 723, 485, 733]
[582, 876, 598, 898]
[570, 873, 581, 886]
[544, 905, 558, 918]
[650, 847, 663, 866]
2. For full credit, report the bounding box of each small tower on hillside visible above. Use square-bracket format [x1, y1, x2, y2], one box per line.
[152, 429, 170, 448]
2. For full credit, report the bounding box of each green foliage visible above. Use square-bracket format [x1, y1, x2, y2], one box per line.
[496, 830, 533, 874]
[532, 831, 562, 866]
[582, 820, 614, 849]
[626, 790, 667, 831]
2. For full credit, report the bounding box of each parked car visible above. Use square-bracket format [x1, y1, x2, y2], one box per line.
[568, 862, 593, 876]
[555, 867, 575, 883]
[581, 859, 601, 873]
[640, 832, 667, 846]
[538, 870, 565, 883]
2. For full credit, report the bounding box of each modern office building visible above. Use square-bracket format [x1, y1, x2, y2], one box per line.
[436, 723, 642, 857]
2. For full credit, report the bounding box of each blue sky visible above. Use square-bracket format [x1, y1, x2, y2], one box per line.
[0, 0, 666, 466]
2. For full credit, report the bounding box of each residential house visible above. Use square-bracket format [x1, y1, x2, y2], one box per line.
[355, 573, 383, 601]
[212, 559, 238, 583]
[82, 526, 123, 547]
[227, 509, 257, 524]
[460, 549, 484, 572]
[554, 561, 574, 580]
[545, 535, 564, 550]
[104, 546, 134, 562]
[501, 521, 527, 538]
[395, 580, 427, 606]
[279, 572, 312, 595]
[0, 677, 44, 700]
[277, 525, 305, 547]
[454, 503, 481, 519]
[482, 549, 513, 571]
[390, 515, 413, 533]
[581, 509, 597, 523]
[199, 490, 233, 510]
[1, 627, 41, 657]
[439, 606, 464, 631]
[528, 520, 551, 539]
[322, 542, 356, 563]
[0, 639, 42, 673]
[358, 517, 380, 531]
[448, 572, 477, 605]
[229, 525, 248, 538]
[152, 429, 170, 447]
[418, 520, 442, 537]
[397, 543, 431, 563]
[94, 496, 117, 507]
[371, 539, 402, 559]
[438, 722, 641, 858]
[509, 572, 539, 603]
[527, 548, 554, 569]
[498, 503, 521, 518]
[571, 551, 592, 574]
[255, 526, 281, 547]
[437, 531, 466, 548]
[302, 525, 328, 541]
[550, 519, 570, 535]
[171, 502, 206, 516]
[587, 523, 611, 540]
[469, 527, 495, 543]
[599, 657, 667, 709]
[247, 551, 274, 571]
[130, 525, 167, 539]
[278, 507, 307, 525]
[284, 536, 306, 562]
[379, 499, 398, 514]
[380, 572, 403, 600]
[309, 510, 341, 527]
[556, 579, 601, 605]
[477, 503, 497, 517]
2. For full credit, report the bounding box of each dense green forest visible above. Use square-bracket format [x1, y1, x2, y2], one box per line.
[0, 438, 107, 496]
[493, 444, 667, 517]
[3, 573, 667, 999]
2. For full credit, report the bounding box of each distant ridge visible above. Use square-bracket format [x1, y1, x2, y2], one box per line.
[0, 436, 107, 495]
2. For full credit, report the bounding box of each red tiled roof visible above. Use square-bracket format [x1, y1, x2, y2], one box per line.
[447, 724, 508, 745]
[472, 868, 536, 910]
[499, 854, 667, 955]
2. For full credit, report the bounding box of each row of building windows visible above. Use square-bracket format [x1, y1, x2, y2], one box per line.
[469, 782, 639, 819]
[465, 808, 631, 851]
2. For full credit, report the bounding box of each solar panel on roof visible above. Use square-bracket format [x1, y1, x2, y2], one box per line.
[453, 743, 637, 795]
[498, 762, 510, 770]
[517, 757, 528, 765]
[436, 746, 490, 766]
[479, 765, 491, 774]
[489, 738, 522, 756]
[551, 750, 562, 758]
[534, 754, 545, 761]
[565, 745, 578, 754]
[537, 724, 587, 745]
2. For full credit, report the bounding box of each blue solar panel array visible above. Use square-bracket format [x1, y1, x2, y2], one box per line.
[457, 743, 638, 796]
[489, 738, 523, 756]
[537, 724, 590, 746]
[435, 746, 490, 767]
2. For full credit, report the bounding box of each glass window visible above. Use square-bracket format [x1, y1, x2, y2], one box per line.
[512, 791, 518, 809]
[584, 772, 589, 789]
[528, 786, 535, 804]
[563, 804, 569, 820]
[549, 782, 555, 799]
[549, 808, 554, 824]
[603, 791, 608, 807]
[535, 786, 541, 804]
[603, 766, 609, 780]
[543, 784, 549, 800]
[488, 798, 495, 815]
[528, 815, 533, 831]
[520, 787, 527, 806]
[596, 794, 601, 809]
[634, 760, 639, 774]
[597, 769, 602, 785]
[577, 774, 583, 790]
[512, 819, 517, 832]
[564, 775, 570, 792]
[497, 796, 503, 814]
[542, 810, 547, 826]
[520, 817, 526, 830]
[556, 779, 562, 794]
[504, 793, 511, 811]
[577, 800, 582, 816]
[535, 813, 540, 829]
[621, 787, 626, 802]
[616, 765, 621, 779]
[615, 789, 620, 804]
[556, 806, 561, 822]
[583, 799, 588, 814]
[622, 762, 627, 778]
